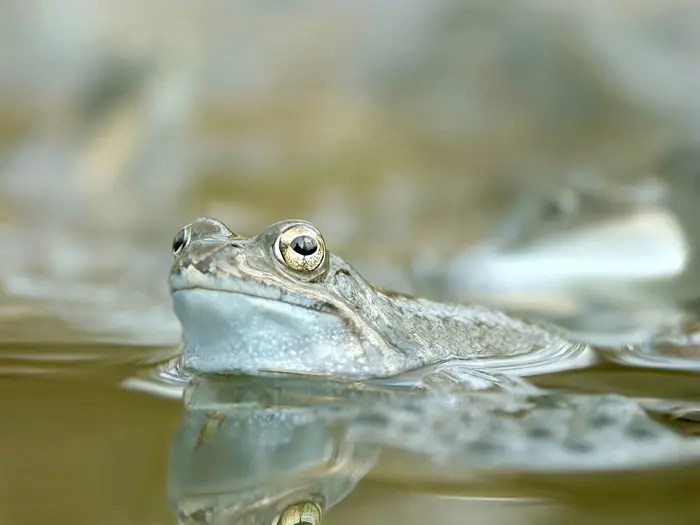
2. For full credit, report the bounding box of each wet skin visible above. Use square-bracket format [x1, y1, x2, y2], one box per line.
[169, 218, 592, 380]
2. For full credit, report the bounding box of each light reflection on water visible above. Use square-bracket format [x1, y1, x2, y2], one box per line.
[3, 328, 700, 524]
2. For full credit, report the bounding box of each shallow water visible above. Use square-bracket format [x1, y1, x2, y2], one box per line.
[3, 333, 700, 525]
[5, 2, 700, 524]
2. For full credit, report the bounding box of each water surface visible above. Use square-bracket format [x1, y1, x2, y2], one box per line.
[4, 2, 700, 524]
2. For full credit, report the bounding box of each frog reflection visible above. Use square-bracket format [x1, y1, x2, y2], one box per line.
[166, 373, 700, 525]
[167, 375, 383, 525]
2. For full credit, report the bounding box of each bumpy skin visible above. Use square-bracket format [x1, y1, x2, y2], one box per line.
[169, 218, 593, 380]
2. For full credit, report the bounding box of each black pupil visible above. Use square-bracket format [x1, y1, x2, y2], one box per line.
[291, 235, 317, 256]
[172, 230, 187, 253]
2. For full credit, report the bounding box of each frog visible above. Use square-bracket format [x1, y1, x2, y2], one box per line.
[169, 217, 593, 380]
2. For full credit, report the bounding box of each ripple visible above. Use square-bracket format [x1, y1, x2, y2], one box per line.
[120, 354, 191, 399]
[604, 335, 700, 372]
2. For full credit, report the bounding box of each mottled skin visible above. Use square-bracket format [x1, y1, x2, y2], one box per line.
[169, 218, 592, 380]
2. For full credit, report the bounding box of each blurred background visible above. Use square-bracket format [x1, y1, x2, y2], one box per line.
[2, 1, 700, 524]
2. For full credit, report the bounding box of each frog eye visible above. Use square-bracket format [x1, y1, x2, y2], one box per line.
[275, 224, 326, 272]
[172, 227, 190, 257]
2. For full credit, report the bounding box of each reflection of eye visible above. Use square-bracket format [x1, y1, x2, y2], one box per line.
[275, 225, 326, 272]
[276, 502, 322, 525]
[172, 228, 190, 257]
[541, 190, 579, 220]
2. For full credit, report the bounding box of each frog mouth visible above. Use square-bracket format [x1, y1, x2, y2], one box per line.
[170, 272, 334, 312]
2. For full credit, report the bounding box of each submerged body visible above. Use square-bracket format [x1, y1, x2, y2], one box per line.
[169, 218, 593, 380]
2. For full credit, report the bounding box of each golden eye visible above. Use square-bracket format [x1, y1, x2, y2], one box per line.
[275, 225, 326, 272]
[172, 227, 190, 258]
[276, 502, 321, 525]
